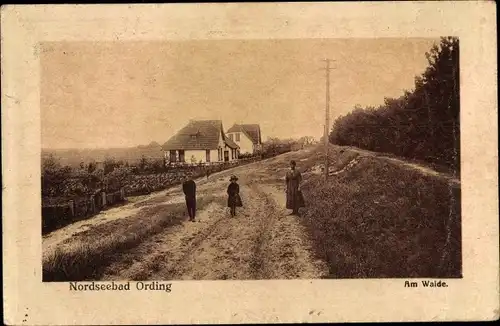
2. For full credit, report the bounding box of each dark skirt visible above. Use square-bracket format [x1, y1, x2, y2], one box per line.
[286, 188, 305, 210]
[228, 194, 243, 207]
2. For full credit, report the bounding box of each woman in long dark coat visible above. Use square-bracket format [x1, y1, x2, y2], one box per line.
[227, 175, 243, 217]
[285, 160, 304, 215]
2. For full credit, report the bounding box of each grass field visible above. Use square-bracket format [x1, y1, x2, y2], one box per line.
[43, 195, 225, 281]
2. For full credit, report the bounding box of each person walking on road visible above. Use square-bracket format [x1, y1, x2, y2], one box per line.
[227, 175, 242, 217]
[182, 174, 197, 222]
[285, 160, 305, 216]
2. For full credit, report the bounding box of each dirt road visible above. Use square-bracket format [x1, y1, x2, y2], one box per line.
[44, 148, 328, 280]
[43, 145, 462, 281]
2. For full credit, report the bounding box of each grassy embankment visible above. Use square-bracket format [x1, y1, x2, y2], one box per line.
[299, 145, 461, 278]
[43, 195, 225, 282]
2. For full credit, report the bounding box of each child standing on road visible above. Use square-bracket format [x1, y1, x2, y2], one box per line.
[227, 175, 242, 217]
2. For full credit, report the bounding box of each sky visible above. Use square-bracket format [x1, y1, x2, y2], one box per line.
[41, 38, 439, 149]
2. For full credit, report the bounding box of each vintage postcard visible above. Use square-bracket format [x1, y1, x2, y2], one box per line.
[2, 2, 498, 324]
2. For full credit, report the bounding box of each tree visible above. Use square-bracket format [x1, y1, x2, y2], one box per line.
[41, 155, 72, 197]
[87, 161, 97, 173]
[148, 159, 164, 173]
[329, 37, 460, 171]
[139, 155, 148, 171]
[297, 136, 316, 149]
[103, 157, 118, 174]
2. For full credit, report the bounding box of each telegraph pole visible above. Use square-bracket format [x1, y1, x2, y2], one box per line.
[323, 59, 333, 180]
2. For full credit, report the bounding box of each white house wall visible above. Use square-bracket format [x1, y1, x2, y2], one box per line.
[187, 149, 233, 163]
[166, 148, 237, 164]
[185, 150, 208, 164]
[165, 131, 238, 164]
[218, 131, 226, 148]
[218, 130, 238, 162]
[227, 132, 254, 154]
[210, 149, 219, 162]
[224, 144, 238, 161]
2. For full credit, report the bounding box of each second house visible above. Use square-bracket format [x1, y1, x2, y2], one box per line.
[226, 124, 263, 155]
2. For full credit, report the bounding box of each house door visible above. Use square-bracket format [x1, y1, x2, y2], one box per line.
[169, 150, 176, 162]
[224, 150, 229, 162]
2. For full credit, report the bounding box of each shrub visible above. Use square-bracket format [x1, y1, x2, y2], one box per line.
[300, 150, 461, 278]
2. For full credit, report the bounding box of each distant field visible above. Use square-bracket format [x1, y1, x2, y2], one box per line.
[42, 143, 165, 167]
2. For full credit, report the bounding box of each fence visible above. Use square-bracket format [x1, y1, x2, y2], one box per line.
[42, 156, 263, 234]
[42, 188, 125, 234]
[125, 157, 262, 195]
[164, 156, 261, 169]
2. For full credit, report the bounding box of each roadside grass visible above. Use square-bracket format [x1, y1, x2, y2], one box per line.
[43, 195, 223, 281]
[300, 149, 461, 278]
[343, 145, 460, 177]
[260, 146, 324, 180]
[103, 197, 227, 281]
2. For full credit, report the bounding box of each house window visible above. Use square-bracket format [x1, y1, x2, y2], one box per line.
[191, 135, 197, 140]
[179, 150, 185, 162]
[169, 150, 176, 162]
[228, 134, 233, 141]
[206, 150, 210, 162]
[235, 133, 240, 141]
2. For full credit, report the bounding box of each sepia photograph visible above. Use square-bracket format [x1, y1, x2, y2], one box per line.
[40, 38, 461, 282]
[2, 2, 498, 324]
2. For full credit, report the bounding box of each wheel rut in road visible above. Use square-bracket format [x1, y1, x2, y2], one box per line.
[100, 156, 328, 280]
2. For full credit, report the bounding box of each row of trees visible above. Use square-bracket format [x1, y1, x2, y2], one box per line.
[262, 136, 317, 158]
[42, 135, 317, 198]
[42, 155, 166, 198]
[329, 37, 460, 172]
[83, 156, 166, 175]
[42, 155, 74, 197]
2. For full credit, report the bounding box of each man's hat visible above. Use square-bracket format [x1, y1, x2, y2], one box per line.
[230, 175, 238, 181]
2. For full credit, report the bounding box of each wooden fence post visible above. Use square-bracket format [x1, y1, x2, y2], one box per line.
[90, 195, 96, 214]
[68, 200, 75, 218]
[102, 192, 107, 208]
[120, 187, 125, 201]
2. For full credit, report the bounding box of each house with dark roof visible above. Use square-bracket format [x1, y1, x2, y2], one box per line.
[162, 120, 239, 164]
[226, 124, 262, 155]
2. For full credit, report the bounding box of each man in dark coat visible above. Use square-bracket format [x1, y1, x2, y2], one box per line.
[206, 166, 211, 180]
[182, 174, 197, 222]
